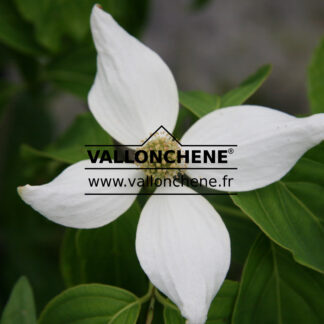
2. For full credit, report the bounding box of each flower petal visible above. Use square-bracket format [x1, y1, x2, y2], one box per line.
[181, 105, 324, 191]
[88, 6, 179, 145]
[18, 160, 143, 228]
[136, 185, 230, 324]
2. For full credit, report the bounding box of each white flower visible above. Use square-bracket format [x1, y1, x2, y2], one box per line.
[17, 6, 324, 324]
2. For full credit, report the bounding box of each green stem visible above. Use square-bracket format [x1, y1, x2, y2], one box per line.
[145, 287, 156, 324]
[154, 290, 178, 311]
[110, 283, 155, 322]
[139, 282, 155, 304]
[140, 282, 179, 323]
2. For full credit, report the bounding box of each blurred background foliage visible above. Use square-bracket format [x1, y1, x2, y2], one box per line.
[0, 0, 150, 312]
[0, 0, 324, 321]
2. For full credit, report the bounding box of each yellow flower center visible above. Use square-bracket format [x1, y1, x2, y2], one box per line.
[135, 131, 186, 179]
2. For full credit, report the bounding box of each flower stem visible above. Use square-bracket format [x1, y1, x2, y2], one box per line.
[139, 282, 155, 304]
[145, 288, 156, 324]
[154, 289, 178, 311]
[140, 282, 179, 323]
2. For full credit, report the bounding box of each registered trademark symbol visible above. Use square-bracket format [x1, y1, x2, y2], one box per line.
[228, 148, 234, 154]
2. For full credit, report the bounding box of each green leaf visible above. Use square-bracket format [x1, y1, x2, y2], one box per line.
[13, 0, 149, 52]
[308, 37, 324, 113]
[232, 181, 324, 273]
[38, 284, 141, 324]
[206, 193, 260, 266]
[179, 91, 220, 118]
[61, 202, 147, 296]
[13, 0, 93, 52]
[173, 106, 197, 140]
[206, 280, 239, 323]
[284, 142, 324, 187]
[232, 235, 324, 324]
[220, 65, 272, 107]
[0, 0, 43, 55]
[21, 112, 113, 164]
[0, 276, 37, 324]
[46, 45, 96, 99]
[163, 280, 239, 324]
[179, 65, 271, 118]
[163, 307, 184, 324]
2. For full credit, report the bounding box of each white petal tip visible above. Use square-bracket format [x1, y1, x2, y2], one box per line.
[17, 184, 36, 206]
[307, 113, 324, 142]
[91, 4, 113, 26]
[17, 185, 28, 198]
[17, 161, 143, 229]
[136, 185, 230, 324]
[88, 3, 179, 145]
[92, 3, 104, 13]
[182, 107, 324, 191]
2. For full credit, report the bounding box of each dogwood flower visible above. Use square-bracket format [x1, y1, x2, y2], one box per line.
[18, 6, 324, 324]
